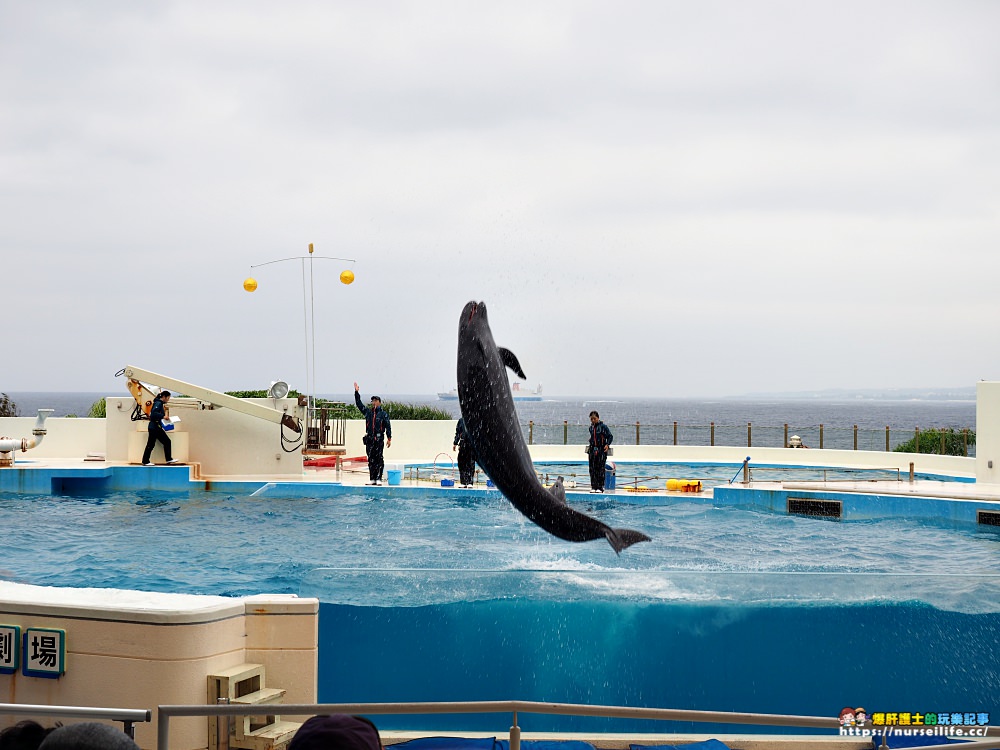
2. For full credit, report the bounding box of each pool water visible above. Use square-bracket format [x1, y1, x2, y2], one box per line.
[1, 486, 998, 732]
[2, 488, 997, 591]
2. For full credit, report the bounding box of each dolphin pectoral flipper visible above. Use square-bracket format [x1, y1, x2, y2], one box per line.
[498, 347, 528, 380]
[605, 527, 653, 555]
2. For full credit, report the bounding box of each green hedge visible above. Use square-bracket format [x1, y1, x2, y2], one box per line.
[894, 427, 975, 456]
[83, 392, 452, 421]
[0, 393, 18, 417]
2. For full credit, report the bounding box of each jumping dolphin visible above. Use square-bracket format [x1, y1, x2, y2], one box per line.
[457, 300, 652, 554]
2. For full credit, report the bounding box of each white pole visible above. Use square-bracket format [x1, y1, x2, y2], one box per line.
[301, 258, 311, 414]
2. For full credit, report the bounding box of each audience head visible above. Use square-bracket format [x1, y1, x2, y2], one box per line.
[37, 723, 138, 750]
[289, 715, 381, 750]
[0, 721, 57, 750]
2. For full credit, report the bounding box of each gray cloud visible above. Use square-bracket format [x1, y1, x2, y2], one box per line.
[2, 0, 998, 396]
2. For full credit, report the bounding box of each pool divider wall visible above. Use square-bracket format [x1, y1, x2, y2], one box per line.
[0, 583, 318, 750]
[714, 483, 996, 524]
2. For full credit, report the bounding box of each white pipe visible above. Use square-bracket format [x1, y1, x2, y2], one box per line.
[0, 409, 54, 455]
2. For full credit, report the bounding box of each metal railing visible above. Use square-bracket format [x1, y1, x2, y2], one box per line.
[0, 702, 151, 739]
[159, 700, 840, 750]
[526, 421, 976, 456]
[156, 700, 999, 750]
[2, 699, 995, 750]
[305, 402, 350, 450]
[401, 463, 911, 493]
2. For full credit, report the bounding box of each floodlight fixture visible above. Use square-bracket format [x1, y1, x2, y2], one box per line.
[268, 380, 290, 399]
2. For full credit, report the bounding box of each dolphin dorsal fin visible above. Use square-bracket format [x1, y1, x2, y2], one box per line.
[498, 347, 528, 380]
[548, 476, 567, 505]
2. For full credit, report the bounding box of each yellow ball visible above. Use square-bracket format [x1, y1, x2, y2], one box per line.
[340, 269, 355, 285]
[243, 277, 258, 292]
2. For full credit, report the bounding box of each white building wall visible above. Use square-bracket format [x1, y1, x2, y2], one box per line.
[976, 381, 1000, 485]
[104, 396, 305, 476]
[1, 392, 991, 480]
[0, 417, 107, 458]
[0, 583, 318, 750]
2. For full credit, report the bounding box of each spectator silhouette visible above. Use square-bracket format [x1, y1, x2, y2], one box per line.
[37, 723, 138, 750]
[290, 714, 382, 750]
[0, 720, 57, 750]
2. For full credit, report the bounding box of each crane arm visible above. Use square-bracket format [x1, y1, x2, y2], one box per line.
[121, 365, 302, 433]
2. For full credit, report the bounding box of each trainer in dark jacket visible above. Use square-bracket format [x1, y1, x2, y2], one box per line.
[354, 382, 392, 484]
[586, 410, 613, 492]
[142, 391, 176, 465]
[452, 417, 477, 488]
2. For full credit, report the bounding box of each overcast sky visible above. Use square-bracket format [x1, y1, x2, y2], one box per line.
[2, 1, 998, 398]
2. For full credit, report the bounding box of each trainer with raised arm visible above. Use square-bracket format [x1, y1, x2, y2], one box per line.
[355, 382, 392, 485]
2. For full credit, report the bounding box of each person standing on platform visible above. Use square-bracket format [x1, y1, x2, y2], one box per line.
[452, 416, 477, 488]
[354, 382, 392, 485]
[586, 410, 613, 493]
[142, 391, 178, 466]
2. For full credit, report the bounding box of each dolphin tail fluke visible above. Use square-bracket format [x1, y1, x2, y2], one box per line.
[605, 528, 652, 554]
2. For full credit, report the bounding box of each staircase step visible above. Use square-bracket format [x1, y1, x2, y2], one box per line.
[210, 663, 264, 685]
[232, 721, 301, 750]
[230, 688, 286, 705]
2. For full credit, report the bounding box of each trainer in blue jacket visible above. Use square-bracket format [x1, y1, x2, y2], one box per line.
[586, 410, 613, 492]
[142, 391, 178, 465]
[354, 382, 392, 485]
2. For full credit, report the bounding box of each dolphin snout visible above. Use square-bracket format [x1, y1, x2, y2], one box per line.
[462, 300, 485, 324]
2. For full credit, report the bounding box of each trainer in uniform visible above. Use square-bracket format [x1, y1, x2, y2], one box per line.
[354, 382, 392, 485]
[586, 410, 613, 493]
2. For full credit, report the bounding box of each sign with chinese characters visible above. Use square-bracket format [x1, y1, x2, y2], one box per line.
[0, 625, 20, 674]
[22, 627, 66, 678]
[838, 705, 991, 742]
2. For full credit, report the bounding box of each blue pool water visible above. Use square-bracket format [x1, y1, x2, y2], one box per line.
[1, 480, 998, 732]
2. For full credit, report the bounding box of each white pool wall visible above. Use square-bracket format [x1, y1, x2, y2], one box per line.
[0, 393, 988, 480]
[0, 583, 318, 750]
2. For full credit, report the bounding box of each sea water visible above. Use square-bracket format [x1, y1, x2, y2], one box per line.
[5, 392, 977, 454]
[1, 487, 997, 732]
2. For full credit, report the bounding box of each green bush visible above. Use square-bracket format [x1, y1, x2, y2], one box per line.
[345, 400, 452, 420]
[894, 427, 975, 456]
[190, 391, 452, 421]
[88, 398, 107, 418]
[224, 389, 302, 399]
[0, 393, 18, 417]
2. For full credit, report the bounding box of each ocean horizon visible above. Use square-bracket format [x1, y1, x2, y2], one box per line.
[3, 391, 977, 453]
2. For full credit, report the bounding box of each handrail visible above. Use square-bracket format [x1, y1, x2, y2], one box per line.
[0, 702, 151, 739]
[522, 420, 975, 456]
[158, 699, 845, 750]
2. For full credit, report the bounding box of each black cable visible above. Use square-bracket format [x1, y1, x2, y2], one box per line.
[280, 418, 304, 452]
